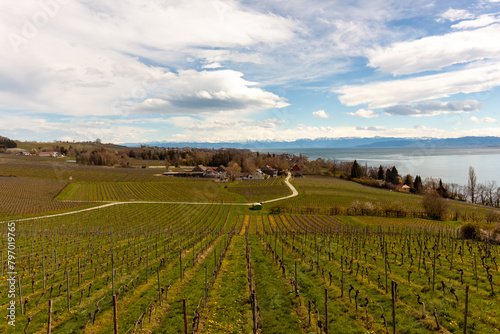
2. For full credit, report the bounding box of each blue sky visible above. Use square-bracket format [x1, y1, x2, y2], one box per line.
[1, 0, 500, 143]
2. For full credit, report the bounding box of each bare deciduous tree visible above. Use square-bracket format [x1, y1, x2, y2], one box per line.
[468, 166, 477, 203]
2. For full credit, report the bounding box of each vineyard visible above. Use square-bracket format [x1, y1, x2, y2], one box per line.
[1, 204, 499, 333]
[56, 181, 240, 203]
[0, 159, 164, 182]
[0, 177, 95, 220]
[226, 178, 292, 202]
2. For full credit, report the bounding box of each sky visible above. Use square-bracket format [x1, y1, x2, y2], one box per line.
[1, 0, 500, 144]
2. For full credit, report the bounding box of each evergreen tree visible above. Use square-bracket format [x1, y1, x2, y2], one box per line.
[403, 174, 414, 187]
[414, 175, 423, 193]
[436, 179, 450, 198]
[385, 168, 393, 184]
[390, 166, 400, 184]
[350, 160, 363, 179]
[377, 165, 384, 180]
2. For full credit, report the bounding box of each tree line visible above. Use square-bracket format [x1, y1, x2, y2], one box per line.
[0, 136, 17, 149]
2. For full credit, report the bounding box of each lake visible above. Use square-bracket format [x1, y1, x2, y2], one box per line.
[254, 147, 500, 186]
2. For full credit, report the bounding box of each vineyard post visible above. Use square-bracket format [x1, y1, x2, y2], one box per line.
[341, 255, 344, 298]
[450, 239, 454, 270]
[111, 232, 115, 296]
[463, 285, 469, 334]
[295, 261, 298, 295]
[66, 271, 70, 312]
[1, 251, 3, 277]
[384, 241, 388, 294]
[47, 299, 53, 334]
[178, 229, 182, 281]
[282, 242, 284, 265]
[325, 288, 329, 334]
[179, 247, 183, 281]
[42, 236, 46, 289]
[432, 241, 436, 293]
[473, 253, 478, 291]
[391, 280, 396, 334]
[78, 258, 81, 287]
[113, 294, 118, 334]
[252, 292, 257, 334]
[183, 298, 188, 334]
[418, 239, 422, 272]
[205, 264, 208, 305]
[328, 236, 331, 262]
[18, 275, 24, 315]
[146, 246, 149, 284]
[157, 266, 162, 306]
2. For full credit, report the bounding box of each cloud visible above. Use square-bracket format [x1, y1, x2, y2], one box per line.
[437, 8, 474, 22]
[367, 24, 500, 75]
[163, 122, 500, 143]
[312, 110, 329, 118]
[0, 113, 154, 143]
[356, 126, 385, 131]
[468, 116, 497, 123]
[383, 100, 482, 117]
[347, 109, 378, 118]
[336, 62, 500, 109]
[202, 62, 223, 69]
[0, 0, 295, 117]
[452, 14, 500, 29]
[131, 69, 289, 114]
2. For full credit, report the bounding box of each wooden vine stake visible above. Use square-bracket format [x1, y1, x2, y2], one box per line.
[391, 281, 396, 334]
[341, 255, 344, 298]
[183, 298, 188, 334]
[252, 292, 257, 334]
[47, 300, 53, 334]
[66, 271, 70, 312]
[463, 285, 469, 334]
[18, 276, 24, 315]
[324, 288, 329, 334]
[113, 295, 118, 334]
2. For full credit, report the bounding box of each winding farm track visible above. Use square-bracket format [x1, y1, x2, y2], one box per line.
[4, 173, 299, 223]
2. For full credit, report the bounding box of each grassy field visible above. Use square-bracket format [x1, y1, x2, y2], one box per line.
[278, 175, 495, 220]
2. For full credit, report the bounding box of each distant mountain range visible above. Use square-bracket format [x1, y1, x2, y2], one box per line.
[124, 136, 500, 149]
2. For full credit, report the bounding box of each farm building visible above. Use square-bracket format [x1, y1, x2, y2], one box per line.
[261, 165, 278, 178]
[163, 164, 227, 179]
[238, 169, 264, 180]
[5, 148, 27, 155]
[292, 164, 301, 171]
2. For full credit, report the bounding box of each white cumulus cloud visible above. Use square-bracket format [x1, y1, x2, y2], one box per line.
[383, 100, 482, 117]
[347, 109, 378, 118]
[437, 8, 474, 22]
[367, 24, 500, 75]
[336, 62, 500, 109]
[312, 110, 329, 118]
[468, 116, 497, 123]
